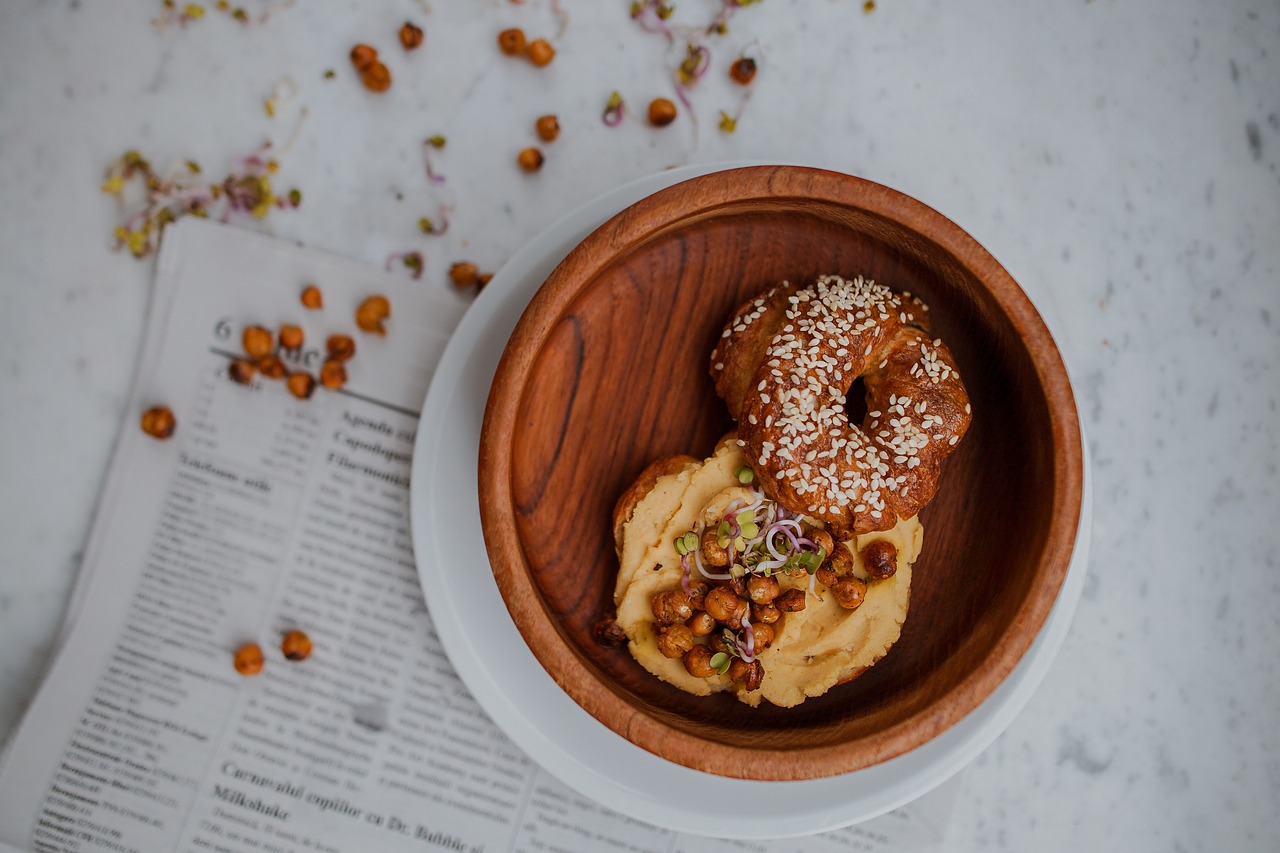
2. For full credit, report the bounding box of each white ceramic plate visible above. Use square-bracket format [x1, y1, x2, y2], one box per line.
[410, 165, 1093, 839]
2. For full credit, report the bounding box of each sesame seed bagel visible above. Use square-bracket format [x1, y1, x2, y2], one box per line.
[711, 275, 971, 537]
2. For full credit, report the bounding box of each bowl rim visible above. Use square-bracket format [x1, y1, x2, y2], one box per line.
[478, 165, 1083, 781]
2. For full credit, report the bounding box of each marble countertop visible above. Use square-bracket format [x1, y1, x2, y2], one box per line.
[1, 0, 1277, 849]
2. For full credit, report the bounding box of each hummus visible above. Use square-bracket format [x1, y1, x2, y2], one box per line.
[615, 437, 923, 708]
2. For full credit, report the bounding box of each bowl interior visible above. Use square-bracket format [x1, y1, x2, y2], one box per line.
[481, 167, 1080, 779]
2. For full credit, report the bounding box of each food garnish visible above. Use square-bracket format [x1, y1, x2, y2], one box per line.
[300, 284, 323, 310]
[535, 114, 561, 142]
[233, 642, 265, 676]
[286, 371, 316, 399]
[399, 21, 424, 50]
[385, 251, 425, 280]
[648, 97, 678, 127]
[103, 146, 301, 259]
[281, 629, 313, 661]
[602, 91, 626, 126]
[517, 147, 545, 173]
[355, 295, 392, 335]
[140, 406, 177, 440]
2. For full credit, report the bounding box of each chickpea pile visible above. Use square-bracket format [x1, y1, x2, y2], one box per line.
[644, 496, 899, 694]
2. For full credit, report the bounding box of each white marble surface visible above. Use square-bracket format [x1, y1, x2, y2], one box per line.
[0, 0, 1276, 849]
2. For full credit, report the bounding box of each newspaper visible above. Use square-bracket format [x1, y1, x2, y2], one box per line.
[0, 219, 958, 853]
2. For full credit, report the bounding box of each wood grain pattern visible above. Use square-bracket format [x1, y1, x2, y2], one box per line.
[478, 166, 1083, 781]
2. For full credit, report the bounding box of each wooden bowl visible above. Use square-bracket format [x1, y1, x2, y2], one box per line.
[479, 166, 1082, 781]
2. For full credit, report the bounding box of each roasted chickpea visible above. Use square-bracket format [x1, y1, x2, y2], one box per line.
[683, 644, 718, 678]
[830, 576, 868, 610]
[826, 542, 855, 576]
[326, 334, 356, 362]
[140, 406, 176, 440]
[300, 284, 323, 309]
[728, 658, 764, 691]
[319, 359, 347, 390]
[751, 602, 781, 625]
[706, 633, 732, 656]
[258, 354, 286, 380]
[650, 590, 693, 625]
[361, 61, 392, 93]
[746, 575, 780, 605]
[233, 642, 264, 676]
[535, 114, 560, 142]
[648, 97, 677, 127]
[703, 586, 745, 624]
[228, 358, 256, 385]
[350, 44, 378, 72]
[355, 295, 391, 335]
[497, 28, 527, 56]
[655, 624, 695, 659]
[814, 566, 838, 589]
[593, 618, 628, 647]
[686, 611, 717, 637]
[750, 622, 776, 649]
[775, 588, 807, 612]
[399, 21, 424, 50]
[808, 528, 834, 559]
[286, 371, 316, 400]
[281, 629, 313, 661]
[861, 540, 899, 580]
[448, 261, 480, 288]
[242, 325, 274, 360]
[517, 146, 544, 173]
[278, 324, 304, 351]
[686, 581, 709, 611]
[729, 56, 757, 86]
[527, 38, 555, 67]
[700, 528, 729, 566]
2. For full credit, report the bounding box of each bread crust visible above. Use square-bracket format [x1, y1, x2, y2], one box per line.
[712, 276, 971, 537]
[612, 455, 700, 558]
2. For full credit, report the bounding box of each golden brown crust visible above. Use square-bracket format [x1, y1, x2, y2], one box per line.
[709, 280, 802, 420]
[713, 275, 971, 537]
[612, 455, 700, 558]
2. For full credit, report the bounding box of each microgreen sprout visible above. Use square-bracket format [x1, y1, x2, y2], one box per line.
[707, 0, 763, 36]
[602, 91, 626, 126]
[709, 652, 731, 675]
[734, 465, 755, 484]
[629, 0, 676, 42]
[676, 42, 711, 86]
[386, 251, 425, 279]
[418, 204, 453, 236]
[422, 137, 447, 184]
[103, 144, 300, 259]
